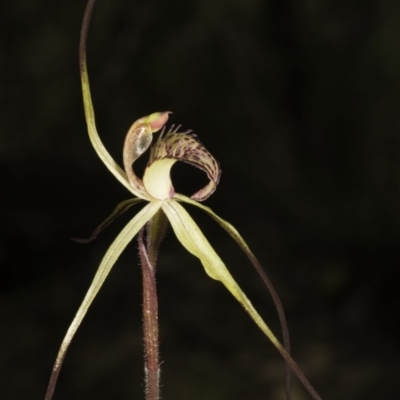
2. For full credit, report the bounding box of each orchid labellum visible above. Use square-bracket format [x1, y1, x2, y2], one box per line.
[45, 1, 322, 399]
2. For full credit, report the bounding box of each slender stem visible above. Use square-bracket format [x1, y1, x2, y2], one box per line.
[138, 228, 160, 400]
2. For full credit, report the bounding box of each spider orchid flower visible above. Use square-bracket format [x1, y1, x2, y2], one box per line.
[45, 2, 322, 400]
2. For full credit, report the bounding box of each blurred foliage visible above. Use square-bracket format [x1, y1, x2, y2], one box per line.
[1, 0, 400, 399]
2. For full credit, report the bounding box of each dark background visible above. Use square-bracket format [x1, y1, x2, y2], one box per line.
[1, 0, 400, 399]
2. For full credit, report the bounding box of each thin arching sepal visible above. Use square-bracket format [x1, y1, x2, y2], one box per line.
[79, 0, 142, 197]
[163, 198, 322, 400]
[174, 193, 293, 398]
[44, 201, 162, 400]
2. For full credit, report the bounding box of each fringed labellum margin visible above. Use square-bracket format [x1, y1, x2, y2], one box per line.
[122, 112, 221, 202]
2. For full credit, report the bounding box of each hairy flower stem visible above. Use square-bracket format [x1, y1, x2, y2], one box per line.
[138, 228, 160, 400]
[138, 212, 168, 400]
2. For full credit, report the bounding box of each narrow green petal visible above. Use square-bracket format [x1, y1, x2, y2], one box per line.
[175, 193, 292, 396]
[162, 200, 322, 400]
[162, 200, 282, 345]
[175, 194, 258, 262]
[172, 194, 322, 400]
[45, 200, 162, 400]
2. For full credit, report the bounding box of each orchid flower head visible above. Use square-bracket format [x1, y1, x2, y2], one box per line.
[45, 1, 322, 399]
[122, 112, 221, 202]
